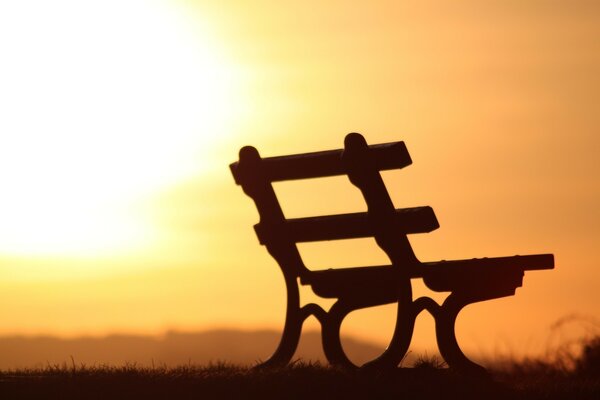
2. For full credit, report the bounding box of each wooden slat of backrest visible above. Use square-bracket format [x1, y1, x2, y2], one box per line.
[253, 206, 439, 244]
[230, 139, 411, 184]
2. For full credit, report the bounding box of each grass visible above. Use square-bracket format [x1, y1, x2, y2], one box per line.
[0, 338, 598, 400]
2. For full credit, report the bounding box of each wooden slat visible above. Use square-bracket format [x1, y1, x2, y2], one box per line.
[421, 254, 554, 293]
[305, 265, 400, 301]
[254, 206, 439, 244]
[301, 254, 553, 296]
[230, 140, 411, 183]
[421, 254, 554, 272]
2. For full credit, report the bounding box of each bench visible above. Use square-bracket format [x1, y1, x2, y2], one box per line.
[230, 132, 554, 373]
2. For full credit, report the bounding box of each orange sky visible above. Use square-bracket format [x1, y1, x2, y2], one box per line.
[0, 0, 598, 360]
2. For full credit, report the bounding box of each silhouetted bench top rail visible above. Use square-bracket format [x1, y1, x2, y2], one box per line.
[231, 132, 554, 374]
[230, 140, 411, 183]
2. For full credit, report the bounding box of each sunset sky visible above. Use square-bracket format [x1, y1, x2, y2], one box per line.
[0, 0, 598, 362]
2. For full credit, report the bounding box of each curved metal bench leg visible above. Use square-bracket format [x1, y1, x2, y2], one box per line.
[321, 301, 356, 369]
[362, 279, 416, 369]
[256, 274, 303, 368]
[435, 293, 488, 375]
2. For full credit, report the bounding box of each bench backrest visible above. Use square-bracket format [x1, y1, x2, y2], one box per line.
[230, 133, 439, 280]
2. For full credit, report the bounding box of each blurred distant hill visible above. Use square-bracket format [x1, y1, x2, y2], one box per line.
[0, 330, 417, 369]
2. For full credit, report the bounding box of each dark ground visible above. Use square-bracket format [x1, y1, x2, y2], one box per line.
[0, 361, 597, 400]
[0, 337, 597, 400]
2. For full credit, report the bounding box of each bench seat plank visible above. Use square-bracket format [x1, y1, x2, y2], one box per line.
[304, 265, 400, 304]
[421, 254, 554, 272]
[253, 206, 439, 244]
[421, 254, 554, 293]
[301, 253, 553, 300]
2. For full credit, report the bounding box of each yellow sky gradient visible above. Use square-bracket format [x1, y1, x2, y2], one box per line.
[0, 0, 598, 360]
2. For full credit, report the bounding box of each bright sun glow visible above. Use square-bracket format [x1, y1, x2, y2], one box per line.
[0, 0, 237, 257]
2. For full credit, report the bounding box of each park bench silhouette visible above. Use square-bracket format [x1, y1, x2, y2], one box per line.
[230, 132, 554, 373]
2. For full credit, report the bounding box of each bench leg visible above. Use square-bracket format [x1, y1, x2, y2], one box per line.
[256, 274, 303, 368]
[435, 293, 488, 375]
[361, 279, 416, 369]
[321, 301, 356, 368]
